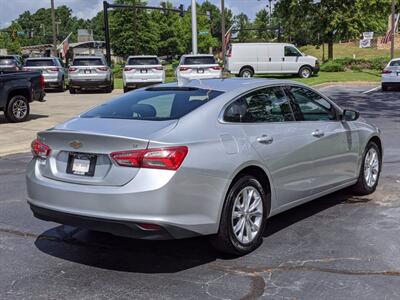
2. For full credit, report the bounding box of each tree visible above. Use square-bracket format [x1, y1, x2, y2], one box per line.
[253, 9, 274, 41]
[234, 13, 255, 42]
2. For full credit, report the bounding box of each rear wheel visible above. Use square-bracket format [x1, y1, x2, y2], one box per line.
[69, 87, 76, 94]
[299, 66, 312, 78]
[239, 67, 254, 78]
[104, 82, 113, 93]
[210, 175, 268, 255]
[57, 79, 66, 92]
[5, 95, 30, 123]
[123, 86, 130, 93]
[352, 141, 381, 195]
[382, 84, 389, 92]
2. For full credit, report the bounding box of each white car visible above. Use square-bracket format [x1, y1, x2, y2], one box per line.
[226, 43, 319, 78]
[176, 54, 222, 82]
[123, 56, 165, 92]
[382, 58, 400, 91]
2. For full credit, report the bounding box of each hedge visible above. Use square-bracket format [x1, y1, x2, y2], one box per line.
[321, 56, 389, 72]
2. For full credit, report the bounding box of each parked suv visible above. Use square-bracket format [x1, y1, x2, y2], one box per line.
[23, 57, 67, 92]
[0, 55, 23, 72]
[123, 55, 165, 92]
[68, 56, 113, 94]
[176, 54, 222, 82]
[226, 43, 319, 78]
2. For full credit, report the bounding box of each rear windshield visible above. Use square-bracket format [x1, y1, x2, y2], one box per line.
[81, 87, 224, 121]
[390, 60, 400, 67]
[183, 56, 216, 65]
[128, 57, 159, 65]
[25, 59, 55, 67]
[73, 58, 104, 66]
[0, 58, 16, 65]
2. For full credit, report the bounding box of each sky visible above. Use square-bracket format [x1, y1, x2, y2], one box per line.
[0, 0, 269, 28]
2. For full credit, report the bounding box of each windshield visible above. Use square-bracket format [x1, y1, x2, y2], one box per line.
[183, 56, 216, 65]
[0, 58, 16, 65]
[81, 87, 224, 121]
[25, 59, 55, 67]
[390, 60, 400, 67]
[73, 58, 104, 66]
[128, 57, 159, 65]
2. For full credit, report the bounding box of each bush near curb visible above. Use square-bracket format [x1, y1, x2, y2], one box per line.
[321, 56, 389, 72]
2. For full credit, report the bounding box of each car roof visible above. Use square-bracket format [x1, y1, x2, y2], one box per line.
[181, 54, 214, 58]
[73, 56, 104, 59]
[128, 55, 158, 58]
[161, 78, 301, 92]
[25, 57, 55, 60]
[232, 43, 294, 47]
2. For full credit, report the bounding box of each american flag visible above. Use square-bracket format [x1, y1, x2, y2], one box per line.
[382, 14, 399, 44]
[224, 25, 234, 48]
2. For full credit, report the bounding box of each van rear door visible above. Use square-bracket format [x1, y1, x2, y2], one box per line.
[259, 45, 282, 73]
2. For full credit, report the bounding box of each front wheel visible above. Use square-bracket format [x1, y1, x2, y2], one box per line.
[299, 66, 312, 78]
[4, 95, 30, 123]
[210, 175, 269, 255]
[382, 84, 388, 92]
[352, 141, 382, 195]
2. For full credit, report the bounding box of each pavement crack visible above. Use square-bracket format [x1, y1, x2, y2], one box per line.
[0, 227, 38, 238]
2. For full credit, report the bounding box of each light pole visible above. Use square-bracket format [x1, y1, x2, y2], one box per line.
[221, 0, 226, 68]
[50, 0, 57, 56]
[390, 0, 397, 59]
[191, 0, 198, 54]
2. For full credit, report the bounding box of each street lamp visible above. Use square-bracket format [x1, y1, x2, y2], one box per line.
[191, 0, 198, 54]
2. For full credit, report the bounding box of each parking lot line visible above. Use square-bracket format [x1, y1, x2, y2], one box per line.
[363, 86, 381, 94]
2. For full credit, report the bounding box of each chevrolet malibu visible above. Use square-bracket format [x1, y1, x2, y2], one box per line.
[26, 78, 382, 255]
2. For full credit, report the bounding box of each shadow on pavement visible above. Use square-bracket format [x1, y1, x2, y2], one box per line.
[34, 191, 350, 274]
[0, 114, 48, 124]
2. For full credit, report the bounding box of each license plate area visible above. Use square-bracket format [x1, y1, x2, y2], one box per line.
[84, 69, 91, 74]
[197, 68, 204, 74]
[140, 69, 148, 74]
[66, 153, 97, 177]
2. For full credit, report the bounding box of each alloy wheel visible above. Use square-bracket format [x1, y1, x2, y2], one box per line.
[364, 148, 380, 187]
[12, 99, 28, 120]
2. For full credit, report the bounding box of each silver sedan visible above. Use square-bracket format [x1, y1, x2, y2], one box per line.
[26, 78, 382, 255]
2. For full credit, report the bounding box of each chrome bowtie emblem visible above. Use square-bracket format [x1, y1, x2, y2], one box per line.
[69, 140, 82, 149]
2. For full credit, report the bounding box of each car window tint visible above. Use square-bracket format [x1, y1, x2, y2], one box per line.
[82, 88, 223, 120]
[0, 58, 16, 65]
[128, 57, 159, 65]
[25, 59, 55, 67]
[73, 58, 104, 66]
[224, 87, 294, 123]
[390, 60, 400, 67]
[284, 46, 302, 57]
[183, 56, 216, 65]
[287, 86, 335, 121]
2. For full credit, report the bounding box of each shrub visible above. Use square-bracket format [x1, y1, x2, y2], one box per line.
[321, 56, 390, 72]
[320, 61, 345, 72]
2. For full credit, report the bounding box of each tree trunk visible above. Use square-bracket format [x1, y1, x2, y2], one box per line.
[327, 33, 334, 60]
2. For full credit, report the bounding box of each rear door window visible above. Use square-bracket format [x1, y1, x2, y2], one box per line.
[0, 57, 16, 65]
[183, 56, 216, 65]
[25, 59, 55, 67]
[390, 60, 400, 67]
[73, 58, 104, 66]
[128, 57, 159, 65]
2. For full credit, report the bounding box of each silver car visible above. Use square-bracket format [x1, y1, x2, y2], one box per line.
[176, 54, 222, 82]
[23, 57, 67, 92]
[68, 56, 113, 94]
[123, 55, 165, 93]
[381, 58, 400, 91]
[26, 78, 382, 255]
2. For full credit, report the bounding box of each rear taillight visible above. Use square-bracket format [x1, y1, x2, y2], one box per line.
[124, 67, 135, 72]
[68, 67, 77, 72]
[110, 146, 188, 170]
[48, 67, 59, 72]
[23, 67, 31, 71]
[97, 67, 109, 72]
[31, 139, 51, 159]
[39, 75, 45, 89]
[210, 66, 221, 70]
[153, 66, 163, 71]
[382, 69, 392, 74]
[179, 67, 190, 71]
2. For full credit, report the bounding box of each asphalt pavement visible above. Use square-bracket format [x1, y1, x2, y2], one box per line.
[1, 85, 400, 299]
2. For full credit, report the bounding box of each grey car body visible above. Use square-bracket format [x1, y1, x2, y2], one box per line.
[24, 57, 67, 91]
[0, 55, 23, 72]
[26, 78, 382, 254]
[68, 56, 113, 93]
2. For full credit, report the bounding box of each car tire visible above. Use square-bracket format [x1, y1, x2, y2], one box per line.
[239, 67, 254, 78]
[123, 86, 130, 93]
[58, 79, 66, 92]
[299, 66, 312, 78]
[4, 95, 30, 123]
[381, 84, 388, 92]
[352, 141, 382, 195]
[210, 175, 269, 255]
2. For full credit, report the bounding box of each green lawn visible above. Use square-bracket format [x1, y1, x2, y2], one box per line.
[114, 70, 380, 90]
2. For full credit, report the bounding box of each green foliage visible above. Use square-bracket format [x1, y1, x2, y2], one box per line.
[321, 56, 390, 72]
[320, 61, 346, 72]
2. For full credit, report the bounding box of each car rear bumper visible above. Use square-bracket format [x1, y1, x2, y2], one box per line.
[26, 159, 228, 239]
[69, 79, 110, 89]
[124, 81, 162, 89]
[177, 73, 223, 81]
[381, 76, 400, 83]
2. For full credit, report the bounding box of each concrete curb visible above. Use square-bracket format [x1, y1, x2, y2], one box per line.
[314, 81, 380, 89]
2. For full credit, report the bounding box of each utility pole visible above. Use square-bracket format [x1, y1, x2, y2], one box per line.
[391, 0, 397, 59]
[221, 0, 226, 69]
[191, 0, 198, 54]
[51, 0, 57, 56]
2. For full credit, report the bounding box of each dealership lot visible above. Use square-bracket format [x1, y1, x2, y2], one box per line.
[1, 85, 400, 299]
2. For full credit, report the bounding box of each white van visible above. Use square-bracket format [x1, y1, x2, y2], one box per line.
[226, 43, 319, 78]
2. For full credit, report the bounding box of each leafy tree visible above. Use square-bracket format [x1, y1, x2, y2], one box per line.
[234, 13, 255, 42]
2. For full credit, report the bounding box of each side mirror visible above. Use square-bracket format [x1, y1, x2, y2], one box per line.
[342, 109, 360, 121]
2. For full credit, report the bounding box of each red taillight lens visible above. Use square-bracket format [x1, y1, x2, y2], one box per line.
[179, 67, 190, 71]
[97, 67, 109, 72]
[111, 146, 188, 170]
[124, 67, 135, 71]
[210, 66, 221, 70]
[48, 67, 59, 72]
[136, 223, 162, 231]
[153, 66, 163, 71]
[68, 67, 77, 72]
[382, 69, 392, 74]
[31, 139, 51, 159]
[39, 75, 45, 89]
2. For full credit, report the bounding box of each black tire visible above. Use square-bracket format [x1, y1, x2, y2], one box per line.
[382, 84, 388, 92]
[210, 175, 269, 255]
[123, 86, 130, 93]
[69, 87, 76, 94]
[4, 95, 30, 123]
[352, 141, 382, 195]
[104, 82, 113, 93]
[239, 67, 254, 78]
[299, 66, 312, 78]
[57, 79, 66, 92]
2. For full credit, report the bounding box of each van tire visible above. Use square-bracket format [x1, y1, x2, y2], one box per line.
[299, 66, 312, 78]
[239, 67, 254, 78]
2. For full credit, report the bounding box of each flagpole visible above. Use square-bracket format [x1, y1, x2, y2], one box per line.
[57, 32, 72, 50]
[390, 0, 396, 59]
[221, 0, 226, 71]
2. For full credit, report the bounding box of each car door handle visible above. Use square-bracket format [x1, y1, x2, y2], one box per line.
[257, 135, 274, 144]
[312, 129, 325, 138]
